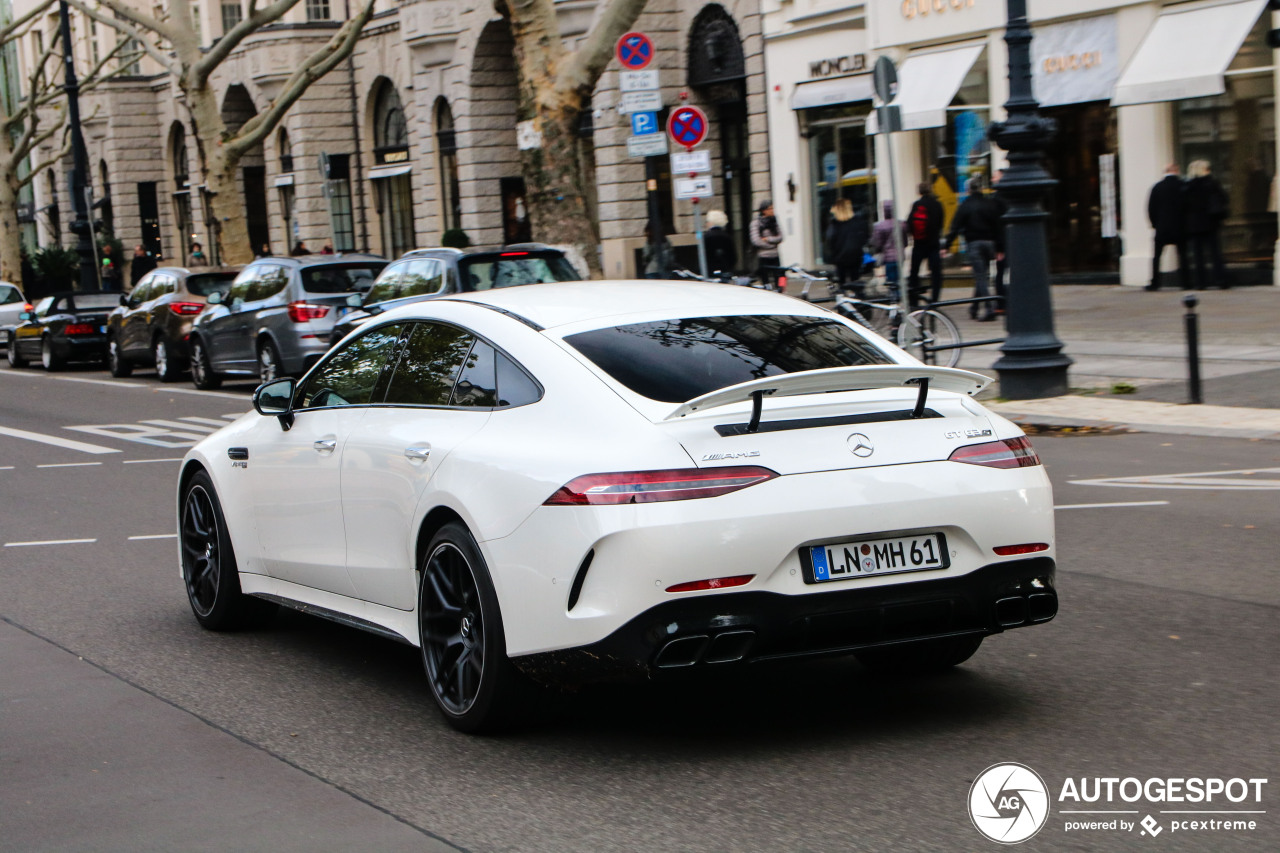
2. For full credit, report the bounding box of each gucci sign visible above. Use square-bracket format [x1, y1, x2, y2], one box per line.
[1043, 52, 1104, 74]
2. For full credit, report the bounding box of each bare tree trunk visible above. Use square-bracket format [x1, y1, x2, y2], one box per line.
[186, 84, 252, 264]
[519, 98, 600, 275]
[0, 139, 23, 284]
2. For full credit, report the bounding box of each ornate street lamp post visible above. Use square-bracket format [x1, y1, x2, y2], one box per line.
[57, 0, 98, 291]
[989, 0, 1072, 398]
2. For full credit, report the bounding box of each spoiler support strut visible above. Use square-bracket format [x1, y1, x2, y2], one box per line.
[747, 390, 766, 433]
[909, 377, 930, 419]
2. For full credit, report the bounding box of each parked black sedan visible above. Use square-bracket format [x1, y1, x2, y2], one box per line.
[6, 291, 120, 370]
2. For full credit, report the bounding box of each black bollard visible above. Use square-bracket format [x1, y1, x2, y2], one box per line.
[1183, 293, 1202, 404]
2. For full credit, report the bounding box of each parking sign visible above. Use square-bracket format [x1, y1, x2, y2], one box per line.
[630, 112, 658, 136]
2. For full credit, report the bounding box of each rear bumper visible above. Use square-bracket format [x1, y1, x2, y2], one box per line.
[57, 334, 108, 361]
[512, 558, 1057, 683]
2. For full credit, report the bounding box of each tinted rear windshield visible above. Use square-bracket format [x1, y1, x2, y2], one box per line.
[459, 253, 580, 291]
[565, 315, 892, 404]
[301, 263, 386, 294]
[185, 272, 238, 297]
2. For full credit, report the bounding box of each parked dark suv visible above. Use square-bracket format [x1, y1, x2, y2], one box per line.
[189, 254, 386, 389]
[106, 266, 240, 381]
[329, 244, 580, 343]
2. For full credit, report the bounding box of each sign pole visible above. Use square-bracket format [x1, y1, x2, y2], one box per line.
[645, 157, 664, 276]
[873, 56, 911, 345]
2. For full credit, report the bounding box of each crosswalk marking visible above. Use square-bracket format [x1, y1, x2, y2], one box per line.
[36, 462, 103, 469]
[0, 426, 120, 454]
[141, 419, 219, 433]
[1070, 467, 1280, 491]
[4, 538, 97, 547]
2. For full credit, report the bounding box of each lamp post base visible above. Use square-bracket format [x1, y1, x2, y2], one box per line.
[993, 352, 1072, 400]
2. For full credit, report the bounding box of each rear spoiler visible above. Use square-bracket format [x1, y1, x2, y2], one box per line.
[664, 365, 991, 428]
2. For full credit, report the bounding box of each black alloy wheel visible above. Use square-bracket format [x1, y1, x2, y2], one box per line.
[419, 523, 519, 733]
[153, 335, 178, 382]
[180, 470, 275, 630]
[108, 336, 133, 377]
[7, 332, 26, 367]
[190, 339, 222, 390]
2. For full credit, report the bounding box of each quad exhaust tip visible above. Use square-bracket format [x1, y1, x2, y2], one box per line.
[655, 630, 757, 669]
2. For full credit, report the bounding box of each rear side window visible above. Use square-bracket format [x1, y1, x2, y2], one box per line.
[565, 315, 892, 404]
[459, 253, 579, 290]
[295, 323, 405, 409]
[301, 263, 386, 294]
[0, 285, 22, 304]
[66, 293, 123, 312]
[383, 322, 474, 406]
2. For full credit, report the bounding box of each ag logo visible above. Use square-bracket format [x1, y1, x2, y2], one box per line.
[968, 763, 1050, 844]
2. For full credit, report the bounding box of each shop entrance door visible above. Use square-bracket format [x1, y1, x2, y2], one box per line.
[1042, 101, 1120, 279]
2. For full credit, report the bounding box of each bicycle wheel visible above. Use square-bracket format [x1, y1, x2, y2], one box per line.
[836, 300, 895, 340]
[898, 309, 961, 367]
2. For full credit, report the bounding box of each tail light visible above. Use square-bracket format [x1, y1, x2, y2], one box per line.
[500, 251, 530, 257]
[64, 323, 96, 335]
[287, 301, 331, 322]
[168, 301, 205, 316]
[948, 436, 1041, 469]
[544, 466, 778, 506]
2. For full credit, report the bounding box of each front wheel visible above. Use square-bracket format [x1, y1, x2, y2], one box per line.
[419, 522, 521, 733]
[107, 336, 133, 377]
[7, 332, 27, 367]
[41, 336, 65, 371]
[897, 309, 961, 367]
[855, 635, 983, 675]
[190, 339, 222, 390]
[180, 470, 276, 630]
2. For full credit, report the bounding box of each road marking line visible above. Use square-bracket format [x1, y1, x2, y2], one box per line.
[0, 465, 13, 470]
[53, 376, 147, 388]
[37, 462, 104, 469]
[4, 538, 97, 547]
[180, 416, 237, 428]
[1071, 467, 1280, 491]
[128, 534, 176, 541]
[0, 368, 250, 401]
[0, 426, 120, 454]
[1054, 501, 1170, 510]
[123, 458, 184, 464]
[141, 419, 218, 433]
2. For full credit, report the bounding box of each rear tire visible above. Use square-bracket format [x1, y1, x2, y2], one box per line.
[6, 332, 26, 367]
[419, 522, 522, 733]
[180, 470, 276, 630]
[40, 336, 64, 371]
[107, 336, 133, 377]
[190, 339, 222, 390]
[855, 635, 983, 675]
[153, 335, 180, 382]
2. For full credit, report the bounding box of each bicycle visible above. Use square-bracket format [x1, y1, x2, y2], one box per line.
[828, 282, 963, 368]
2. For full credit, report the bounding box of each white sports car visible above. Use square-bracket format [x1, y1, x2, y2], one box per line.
[178, 281, 1057, 731]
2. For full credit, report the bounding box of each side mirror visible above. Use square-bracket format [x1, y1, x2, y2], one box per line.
[18, 311, 31, 321]
[207, 290, 224, 305]
[119, 294, 128, 306]
[253, 377, 296, 430]
[345, 293, 362, 307]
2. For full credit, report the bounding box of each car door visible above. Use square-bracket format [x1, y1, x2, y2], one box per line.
[120, 277, 155, 357]
[204, 267, 257, 371]
[248, 322, 407, 596]
[341, 321, 495, 610]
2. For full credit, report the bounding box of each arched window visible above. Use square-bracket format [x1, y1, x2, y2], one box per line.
[370, 82, 415, 257]
[436, 97, 462, 233]
[98, 159, 114, 235]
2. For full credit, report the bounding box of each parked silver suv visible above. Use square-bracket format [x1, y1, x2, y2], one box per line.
[188, 254, 386, 389]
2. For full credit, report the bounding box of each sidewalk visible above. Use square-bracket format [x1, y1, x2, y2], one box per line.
[789, 280, 1280, 439]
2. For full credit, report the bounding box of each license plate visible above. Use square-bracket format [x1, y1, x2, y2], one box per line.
[99, 325, 107, 333]
[804, 533, 949, 584]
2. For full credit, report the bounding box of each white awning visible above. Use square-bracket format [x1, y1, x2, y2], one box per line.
[790, 75, 874, 111]
[1111, 0, 1267, 106]
[368, 163, 412, 180]
[893, 43, 986, 131]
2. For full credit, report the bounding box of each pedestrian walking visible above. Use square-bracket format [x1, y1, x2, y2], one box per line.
[189, 242, 207, 265]
[991, 170, 1009, 312]
[943, 176, 1002, 321]
[703, 209, 737, 275]
[291, 241, 311, 256]
[100, 243, 121, 291]
[868, 200, 908, 299]
[1146, 163, 1190, 291]
[130, 245, 156, 286]
[824, 198, 869, 296]
[1184, 159, 1230, 289]
[905, 182, 945, 304]
[749, 200, 783, 288]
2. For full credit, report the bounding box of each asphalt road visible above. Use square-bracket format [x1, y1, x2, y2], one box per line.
[1, 362, 1276, 852]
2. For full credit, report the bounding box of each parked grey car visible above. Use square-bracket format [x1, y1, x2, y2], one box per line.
[0, 281, 28, 349]
[188, 254, 387, 389]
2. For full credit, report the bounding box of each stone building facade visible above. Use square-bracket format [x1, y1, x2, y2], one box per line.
[19, 0, 769, 280]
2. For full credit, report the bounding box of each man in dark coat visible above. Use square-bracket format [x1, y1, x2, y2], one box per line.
[943, 177, 1002, 321]
[906, 182, 945, 304]
[1146, 163, 1189, 291]
[703, 209, 738, 274]
[1184, 159, 1230, 289]
[824, 198, 869, 296]
[130, 245, 156, 287]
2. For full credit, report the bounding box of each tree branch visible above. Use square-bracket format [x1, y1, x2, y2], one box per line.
[226, 0, 376, 158]
[66, 0, 180, 77]
[192, 0, 300, 87]
[560, 0, 650, 98]
[84, 0, 176, 44]
[0, 0, 55, 48]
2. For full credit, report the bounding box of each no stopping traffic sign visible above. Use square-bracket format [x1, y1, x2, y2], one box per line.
[616, 32, 654, 70]
[667, 105, 708, 150]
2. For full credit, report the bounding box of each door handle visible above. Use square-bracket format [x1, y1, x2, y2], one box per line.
[313, 439, 336, 453]
[404, 445, 431, 462]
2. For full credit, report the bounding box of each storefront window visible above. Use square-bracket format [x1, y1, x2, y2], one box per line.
[1176, 14, 1275, 278]
[805, 103, 875, 263]
[920, 51, 991, 211]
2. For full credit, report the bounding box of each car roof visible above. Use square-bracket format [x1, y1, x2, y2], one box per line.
[150, 266, 241, 277]
[255, 253, 388, 266]
[439, 280, 824, 331]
